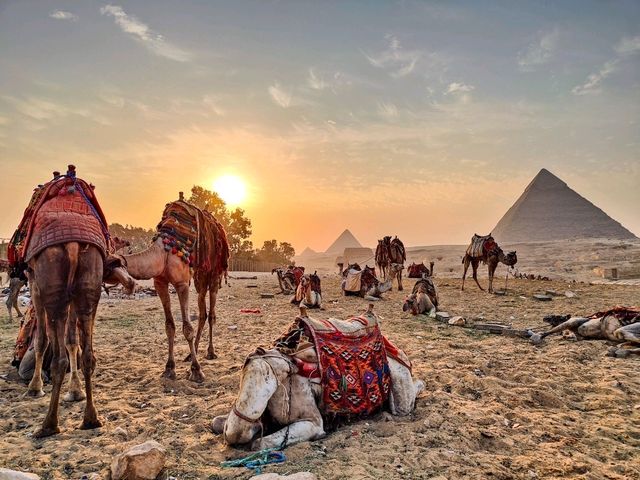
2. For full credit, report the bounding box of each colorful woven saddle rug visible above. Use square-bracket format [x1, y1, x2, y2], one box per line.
[590, 306, 640, 326]
[465, 233, 496, 259]
[154, 200, 229, 275]
[274, 311, 411, 419]
[9, 167, 110, 265]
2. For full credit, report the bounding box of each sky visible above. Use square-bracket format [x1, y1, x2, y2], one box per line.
[0, 0, 638, 252]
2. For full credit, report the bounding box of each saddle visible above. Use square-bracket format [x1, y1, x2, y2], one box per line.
[9, 166, 110, 265]
[408, 262, 429, 278]
[465, 233, 497, 259]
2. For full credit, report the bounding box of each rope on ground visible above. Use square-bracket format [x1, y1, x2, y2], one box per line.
[221, 447, 286, 474]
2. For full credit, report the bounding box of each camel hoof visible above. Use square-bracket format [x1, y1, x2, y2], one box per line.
[188, 369, 205, 383]
[161, 369, 176, 380]
[33, 426, 60, 438]
[63, 390, 86, 402]
[26, 388, 45, 398]
[206, 350, 217, 360]
[80, 418, 103, 430]
[211, 415, 226, 434]
[183, 353, 192, 362]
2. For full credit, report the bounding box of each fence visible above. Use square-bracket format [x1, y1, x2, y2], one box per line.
[228, 258, 280, 272]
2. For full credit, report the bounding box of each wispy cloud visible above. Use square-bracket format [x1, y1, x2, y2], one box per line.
[307, 68, 352, 92]
[50, 10, 78, 21]
[3, 95, 110, 125]
[614, 35, 640, 56]
[377, 101, 398, 119]
[100, 5, 192, 62]
[363, 34, 421, 78]
[518, 28, 559, 71]
[572, 33, 640, 96]
[572, 59, 619, 95]
[268, 83, 292, 108]
[446, 82, 474, 94]
[202, 94, 226, 116]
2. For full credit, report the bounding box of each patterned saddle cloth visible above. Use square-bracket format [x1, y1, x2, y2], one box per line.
[9, 168, 110, 264]
[465, 233, 496, 259]
[273, 311, 412, 419]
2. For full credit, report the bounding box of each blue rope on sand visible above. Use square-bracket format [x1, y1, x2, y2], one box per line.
[221, 448, 286, 474]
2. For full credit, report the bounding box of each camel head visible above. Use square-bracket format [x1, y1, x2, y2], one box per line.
[378, 279, 392, 294]
[403, 293, 419, 315]
[113, 236, 131, 252]
[504, 250, 517, 266]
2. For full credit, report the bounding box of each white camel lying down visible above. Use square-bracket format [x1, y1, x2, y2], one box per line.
[213, 307, 424, 449]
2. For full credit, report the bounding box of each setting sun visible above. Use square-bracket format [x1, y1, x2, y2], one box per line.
[212, 175, 247, 206]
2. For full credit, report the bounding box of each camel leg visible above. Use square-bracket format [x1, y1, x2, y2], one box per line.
[176, 282, 204, 383]
[488, 263, 497, 294]
[78, 305, 102, 430]
[397, 270, 403, 292]
[472, 259, 484, 291]
[186, 286, 207, 362]
[206, 285, 219, 360]
[540, 317, 592, 339]
[63, 306, 85, 402]
[155, 278, 177, 380]
[461, 256, 470, 291]
[34, 303, 68, 438]
[26, 284, 47, 398]
[252, 419, 325, 450]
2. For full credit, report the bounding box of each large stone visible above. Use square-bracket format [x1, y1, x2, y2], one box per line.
[0, 469, 40, 480]
[435, 311, 450, 322]
[111, 440, 166, 480]
[448, 316, 466, 326]
[533, 294, 552, 301]
[250, 473, 318, 480]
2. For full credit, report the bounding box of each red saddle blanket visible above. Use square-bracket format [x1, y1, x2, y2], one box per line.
[305, 318, 391, 417]
[9, 172, 109, 264]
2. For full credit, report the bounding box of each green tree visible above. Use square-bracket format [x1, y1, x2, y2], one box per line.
[255, 239, 296, 264]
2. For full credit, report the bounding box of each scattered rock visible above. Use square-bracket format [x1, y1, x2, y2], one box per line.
[111, 440, 166, 480]
[250, 473, 318, 480]
[564, 290, 577, 298]
[533, 294, 552, 301]
[113, 427, 128, 439]
[448, 316, 466, 326]
[0, 469, 40, 480]
[435, 312, 450, 322]
[545, 290, 559, 296]
[228, 325, 238, 330]
[530, 334, 544, 345]
[260, 293, 275, 299]
[493, 290, 506, 296]
[561, 330, 577, 341]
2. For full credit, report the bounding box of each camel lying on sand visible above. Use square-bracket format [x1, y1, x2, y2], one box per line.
[212, 305, 423, 449]
[341, 264, 392, 300]
[462, 234, 517, 294]
[273, 265, 304, 295]
[292, 272, 322, 309]
[403, 275, 439, 317]
[531, 307, 640, 356]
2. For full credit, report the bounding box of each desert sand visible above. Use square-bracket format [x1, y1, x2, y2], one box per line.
[0, 263, 639, 479]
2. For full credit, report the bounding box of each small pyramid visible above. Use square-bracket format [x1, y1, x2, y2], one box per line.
[493, 168, 637, 242]
[299, 247, 317, 257]
[325, 229, 363, 254]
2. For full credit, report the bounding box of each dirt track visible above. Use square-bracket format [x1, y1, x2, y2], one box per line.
[0, 274, 638, 479]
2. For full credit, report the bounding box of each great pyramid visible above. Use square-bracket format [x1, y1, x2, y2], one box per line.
[492, 168, 636, 243]
[325, 229, 363, 254]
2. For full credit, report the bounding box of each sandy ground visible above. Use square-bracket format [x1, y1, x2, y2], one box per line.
[0, 272, 639, 480]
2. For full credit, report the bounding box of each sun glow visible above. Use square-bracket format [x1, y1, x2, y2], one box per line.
[213, 174, 247, 206]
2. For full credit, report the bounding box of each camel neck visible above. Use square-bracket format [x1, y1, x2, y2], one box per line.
[123, 239, 168, 280]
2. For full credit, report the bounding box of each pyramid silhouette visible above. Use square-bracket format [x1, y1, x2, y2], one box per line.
[492, 168, 636, 242]
[298, 247, 317, 257]
[325, 229, 363, 254]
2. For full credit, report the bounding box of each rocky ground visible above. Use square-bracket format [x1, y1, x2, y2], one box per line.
[0, 273, 638, 479]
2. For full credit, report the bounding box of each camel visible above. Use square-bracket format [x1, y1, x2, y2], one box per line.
[118, 194, 229, 383]
[341, 264, 392, 300]
[292, 272, 322, 309]
[403, 275, 439, 317]
[407, 261, 434, 279]
[272, 265, 304, 295]
[461, 234, 517, 294]
[387, 263, 404, 292]
[5, 271, 27, 321]
[212, 305, 424, 449]
[530, 306, 640, 356]
[375, 236, 406, 289]
[11, 166, 135, 436]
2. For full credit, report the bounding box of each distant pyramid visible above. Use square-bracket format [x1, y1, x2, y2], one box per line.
[299, 247, 317, 257]
[325, 229, 363, 254]
[492, 168, 637, 243]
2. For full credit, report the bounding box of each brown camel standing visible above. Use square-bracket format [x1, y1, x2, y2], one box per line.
[120, 195, 229, 383]
[461, 234, 517, 294]
[375, 236, 406, 290]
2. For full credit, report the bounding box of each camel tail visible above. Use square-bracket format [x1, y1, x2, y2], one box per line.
[65, 242, 80, 299]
